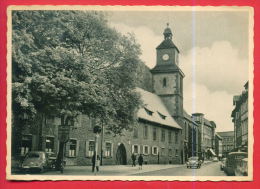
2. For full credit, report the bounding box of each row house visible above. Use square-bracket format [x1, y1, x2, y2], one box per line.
[215, 133, 223, 158]
[192, 113, 216, 160]
[231, 82, 248, 152]
[183, 111, 199, 161]
[217, 131, 234, 157]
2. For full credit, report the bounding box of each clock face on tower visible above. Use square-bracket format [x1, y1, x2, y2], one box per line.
[162, 54, 169, 61]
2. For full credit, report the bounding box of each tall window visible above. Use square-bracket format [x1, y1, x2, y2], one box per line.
[143, 125, 148, 139]
[153, 127, 157, 141]
[163, 78, 167, 87]
[175, 131, 179, 144]
[45, 137, 54, 153]
[168, 131, 172, 143]
[168, 148, 172, 156]
[152, 146, 159, 155]
[21, 135, 32, 156]
[105, 142, 112, 157]
[161, 129, 165, 142]
[133, 127, 138, 138]
[161, 147, 165, 156]
[88, 140, 95, 157]
[185, 123, 188, 140]
[143, 145, 149, 155]
[69, 139, 77, 157]
[132, 144, 140, 154]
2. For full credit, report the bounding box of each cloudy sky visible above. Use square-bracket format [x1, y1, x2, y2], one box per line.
[106, 9, 250, 132]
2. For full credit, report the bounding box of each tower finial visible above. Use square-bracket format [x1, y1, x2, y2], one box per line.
[163, 23, 172, 40]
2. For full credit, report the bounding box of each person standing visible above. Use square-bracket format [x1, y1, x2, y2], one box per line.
[131, 153, 136, 167]
[138, 154, 143, 170]
[96, 155, 101, 172]
[92, 153, 96, 172]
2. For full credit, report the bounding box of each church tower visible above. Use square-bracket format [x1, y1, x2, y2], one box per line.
[151, 23, 184, 119]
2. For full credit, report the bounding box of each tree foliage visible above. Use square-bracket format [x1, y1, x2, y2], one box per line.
[12, 10, 142, 135]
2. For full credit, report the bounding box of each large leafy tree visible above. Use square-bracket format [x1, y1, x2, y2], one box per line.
[12, 11, 142, 165]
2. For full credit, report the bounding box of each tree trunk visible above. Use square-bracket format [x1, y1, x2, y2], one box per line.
[56, 141, 65, 170]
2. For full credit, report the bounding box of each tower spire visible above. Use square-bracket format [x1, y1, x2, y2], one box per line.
[163, 23, 172, 40]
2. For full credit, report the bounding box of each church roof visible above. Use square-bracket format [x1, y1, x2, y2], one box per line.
[156, 38, 180, 52]
[150, 63, 185, 76]
[136, 88, 182, 130]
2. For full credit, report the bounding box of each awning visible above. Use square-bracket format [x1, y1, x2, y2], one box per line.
[208, 148, 216, 156]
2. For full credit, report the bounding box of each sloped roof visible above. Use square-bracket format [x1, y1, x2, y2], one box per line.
[156, 39, 179, 52]
[215, 133, 222, 139]
[151, 63, 184, 76]
[217, 131, 234, 137]
[136, 88, 182, 130]
[183, 110, 198, 125]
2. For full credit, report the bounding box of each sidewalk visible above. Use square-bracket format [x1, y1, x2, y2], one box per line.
[43, 163, 185, 176]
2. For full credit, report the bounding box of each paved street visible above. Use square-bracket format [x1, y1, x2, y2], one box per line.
[133, 161, 226, 176]
[16, 161, 226, 176]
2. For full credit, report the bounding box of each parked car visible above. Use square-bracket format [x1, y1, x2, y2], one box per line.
[212, 157, 218, 162]
[21, 151, 52, 172]
[186, 156, 202, 169]
[224, 152, 248, 176]
[235, 158, 248, 176]
[220, 158, 227, 171]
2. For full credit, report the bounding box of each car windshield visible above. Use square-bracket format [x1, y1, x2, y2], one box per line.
[27, 152, 41, 158]
[189, 157, 199, 160]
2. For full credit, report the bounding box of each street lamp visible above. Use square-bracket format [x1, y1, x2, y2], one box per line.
[93, 125, 101, 174]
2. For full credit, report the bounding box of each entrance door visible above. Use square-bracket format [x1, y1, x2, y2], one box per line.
[116, 143, 127, 165]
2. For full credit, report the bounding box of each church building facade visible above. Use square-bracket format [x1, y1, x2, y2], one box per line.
[13, 24, 216, 167]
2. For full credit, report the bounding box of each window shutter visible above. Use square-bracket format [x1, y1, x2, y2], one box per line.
[111, 143, 114, 157]
[147, 146, 150, 155]
[132, 145, 134, 153]
[85, 141, 89, 157]
[142, 146, 145, 154]
[76, 140, 80, 156]
[138, 145, 141, 154]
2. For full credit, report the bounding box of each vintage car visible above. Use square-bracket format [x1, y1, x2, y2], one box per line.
[235, 158, 248, 176]
[21, 151, 52, 172]
[224, 152, 248, 176]
[212, 157, 218, 162]
[186, 156, 202, 169]
[220, 158, 227, 171]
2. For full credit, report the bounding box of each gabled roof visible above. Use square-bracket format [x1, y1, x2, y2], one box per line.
[156, 39, 179, 52]
[136, 88, 182, 130]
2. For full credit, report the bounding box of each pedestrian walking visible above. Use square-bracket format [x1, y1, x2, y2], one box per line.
[138, 154, 143, 170]
[96, 155, 101, 172]
[91, 153, 96, 172]
[131, 153, 136, 167]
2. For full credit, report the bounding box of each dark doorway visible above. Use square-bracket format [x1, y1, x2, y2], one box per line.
[116, 143, 127, 165]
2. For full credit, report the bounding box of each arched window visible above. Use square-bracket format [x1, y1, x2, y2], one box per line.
[163, 78, 167, 87]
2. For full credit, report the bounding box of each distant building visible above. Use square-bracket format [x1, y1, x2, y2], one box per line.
[215, 133, 223, 158]
[192, 113, 216, 160]
[231, 82, 248, 152]
[183, 111, 199, 161]
[217, 131, 234, 157]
